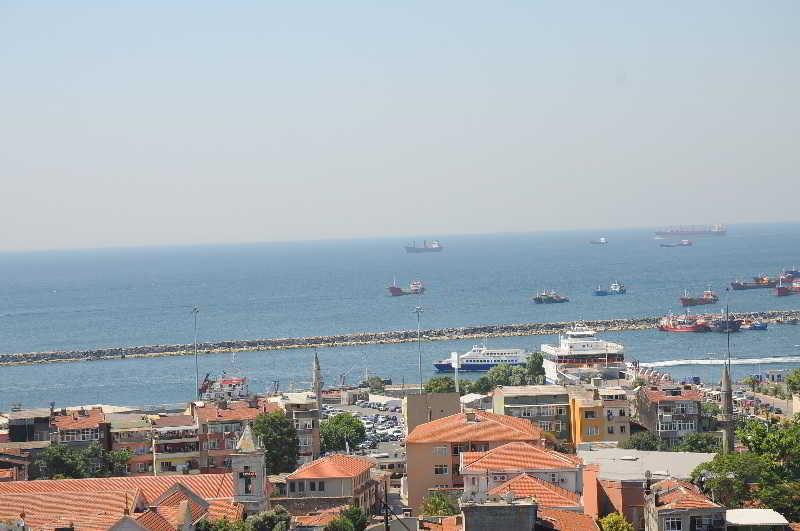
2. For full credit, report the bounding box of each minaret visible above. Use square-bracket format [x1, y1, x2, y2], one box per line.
[720, 361, 735, 453]
[312, 351, 322, 416]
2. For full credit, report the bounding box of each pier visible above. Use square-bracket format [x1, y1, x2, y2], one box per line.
[0, 310, 798, 366]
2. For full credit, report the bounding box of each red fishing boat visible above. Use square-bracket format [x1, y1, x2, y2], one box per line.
[680, 289, 719, 307]
[658, 313, 710, 332]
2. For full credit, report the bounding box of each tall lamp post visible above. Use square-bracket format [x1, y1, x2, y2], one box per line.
[192, 307, 200, 399]
[413, 306, 424, 394]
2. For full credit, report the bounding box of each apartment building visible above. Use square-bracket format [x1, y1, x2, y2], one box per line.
[643, 479, 724, 531]
[598, 387, 631, 444]
[459, 440, 584, 508]
[193, 398, 280, 472]
[151, 414, 200, 475]
[636, 386, 702, 448]
[569, 393, 604, 445]
[279, 454, 380, 514]
[492, 385, 571, 442]
[404, 410, 544, 513]
[403, 392, 460, 435]
[50, 407, 110, 450]
[269, 393, 321, 464]
[108, 413, 153, 475]
[6, 408, 52, 443]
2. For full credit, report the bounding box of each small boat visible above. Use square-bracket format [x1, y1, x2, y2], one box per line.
[590, 237, 608, 245]
[740, 319, 768, 331]
[680, 289, 719, 307]
[731, 275, 778, 290]
[658, 313, 709, 332]
[660, 239, 693, 248]
[609, 281, 626, 294]
[387, 278, 425, 296]
[533, 290, 569, 304]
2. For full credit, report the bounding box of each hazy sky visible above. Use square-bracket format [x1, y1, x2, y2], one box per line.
[1, 2, 798, 251]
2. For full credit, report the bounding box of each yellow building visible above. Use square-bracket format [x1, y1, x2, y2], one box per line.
[568, 394, 604, 445]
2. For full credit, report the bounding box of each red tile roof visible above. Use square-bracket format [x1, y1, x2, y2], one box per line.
[0, 490, 140, 529]
[207, 499, 244, 521]
[460, 441, 581, 473]
[406, 412, 543, 444]
[538, 508, 599, 531]
[652, 479, 721, 510]
[644, 389, 702, 403]
[195, 400, 280, 424]
[51, 408, 105, 431]
[135, 510, 176, 531]
[293, 507, 344, 527]
[288, 454, 375, 479]
[487, 474, 581, 508]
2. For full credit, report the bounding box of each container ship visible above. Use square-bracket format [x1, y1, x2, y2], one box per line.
[680, 289, 718, 307]
[404, 240, 443, 253]
[655, 224, 726, 236]
[388, 278, 425, 296]
[532, 290, 569, 304]
[540, 325, 625, 384]
[434, 345, 531, 372]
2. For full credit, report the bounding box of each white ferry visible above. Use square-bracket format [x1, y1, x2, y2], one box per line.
[540, 326, 624, 384]
[433, 345, 531, 372]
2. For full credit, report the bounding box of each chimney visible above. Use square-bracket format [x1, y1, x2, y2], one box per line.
[464, 411, 476, 423]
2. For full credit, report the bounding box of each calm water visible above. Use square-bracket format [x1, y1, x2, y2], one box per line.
[1, 224, 799, 411]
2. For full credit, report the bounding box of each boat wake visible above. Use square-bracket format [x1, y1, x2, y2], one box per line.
[640, 356, 800, 368]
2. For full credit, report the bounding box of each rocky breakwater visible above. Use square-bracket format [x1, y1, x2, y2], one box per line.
[1, 309, 798, 366]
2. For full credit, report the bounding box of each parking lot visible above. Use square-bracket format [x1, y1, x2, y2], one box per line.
[322, 400, 405, 451]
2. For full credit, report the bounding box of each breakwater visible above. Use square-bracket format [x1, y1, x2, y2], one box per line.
[1, 309, 798, 367]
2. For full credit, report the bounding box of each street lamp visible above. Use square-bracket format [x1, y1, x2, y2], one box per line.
[413, 306, 424, 394]
[192, 307, 200, 399]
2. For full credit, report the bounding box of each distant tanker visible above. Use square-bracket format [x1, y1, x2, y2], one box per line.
[655, 224, 726, 236]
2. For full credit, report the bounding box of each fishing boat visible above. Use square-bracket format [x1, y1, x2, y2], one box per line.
[540, 325, 625, 384]
[533, 291, 569, 304]
[707, 315, 742, 333]
[740, 319, 768, 331]
[680, 289, 718, 307]
[658, 313, 710, 332]
[433, 345, 531, 372]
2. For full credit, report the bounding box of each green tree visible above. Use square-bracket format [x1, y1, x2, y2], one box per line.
[524, 352, 545, 384]
[674, 433, 720, 453]
[701, 401, 720, 418]
[509, 366, 528, 386]
[756, 481, 800, 521]
[424, 376, 456, 394]
[320, 413, 366, 453]
[736, 416, 800, 479]
[464, 376, 492, 394]
[487, 363, 513, 388]
[32, 443, 132, 479]
[418, 492, 458, 516]
[598, 512, 634, 531]
[619, 432, 663, 451]
[246, 505, 291, 531]
[365, 376, 385, 393]
[252, 411, 299, 474]
[339, 506, 368, 531]
[196, 518, 247, 531]
[785, 368, 800, 395]
[631, 377, 647, 388]
[741, 376, 758, 393]
[691, 452, 773, 508]
[323, 517, 355, 531]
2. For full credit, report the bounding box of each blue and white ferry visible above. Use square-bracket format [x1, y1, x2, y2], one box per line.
[433, 345, 531, 372]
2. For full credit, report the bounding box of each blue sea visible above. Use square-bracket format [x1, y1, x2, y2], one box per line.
[1, 224, 799, 411]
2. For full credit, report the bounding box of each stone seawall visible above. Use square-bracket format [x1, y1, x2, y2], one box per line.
[1, 310, 798, 366]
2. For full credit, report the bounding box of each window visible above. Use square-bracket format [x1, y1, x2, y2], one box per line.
[549, 473, 557, 483]
[584, 411, 596, 419]
[540, 405, 556, 417]
[553, 421, 563, 433]
[298, 481, 305, 492]
[137, 462, 147, 473]
[492, 475, 507, 482]
[659, 422, 677, 431]
[452, 444, 468, 456]
[586, 426, 599, 436]
[607, 426, 614, 434]
[677, 421, 696, 432]
[537, 421, 552, 431]
[619, 409, 626, 417]
[310, 481, 316, 491]
[674, 403, 688, 414]
[289, 482, 296, 493]
[433, 446, 448, 456]
[556, 407, 567, 416]
[620, 425, 626, 433]
[318, 481, 325, 491]
[471, 477, 477, 486]
[665, 517, 682, 531]
[208, 457, 216, 467]
[225, 438, 235, 449]
[434, 464, 448, 475]
[208, 439, 219, 450]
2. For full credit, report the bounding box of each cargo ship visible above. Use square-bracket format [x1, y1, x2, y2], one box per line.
[533, 290, 569, 304]
[655, 224, 726, 237]
[388, 278, 425, 296]
[680, 289, 718, 307]
[594, 281, 626, 296]
[731, 275, 777, 290]
[658, 313, 709, 332]
[775, 278, 800, 297]
[404, 240, 443, 253]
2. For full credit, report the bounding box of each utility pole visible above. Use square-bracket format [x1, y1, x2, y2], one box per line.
[414, 306, 424, 394]
[192, 307, 200, 400]
[384, 484, 390, 531]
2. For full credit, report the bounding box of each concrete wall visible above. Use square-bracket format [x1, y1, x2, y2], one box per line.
[461, 502, 537, 531]
[405, 442, 454, 512]
[403, 393, 460, 435]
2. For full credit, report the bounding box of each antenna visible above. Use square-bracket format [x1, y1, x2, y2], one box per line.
[413, 306, 425, 394]
[192, 307, 200, 400]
